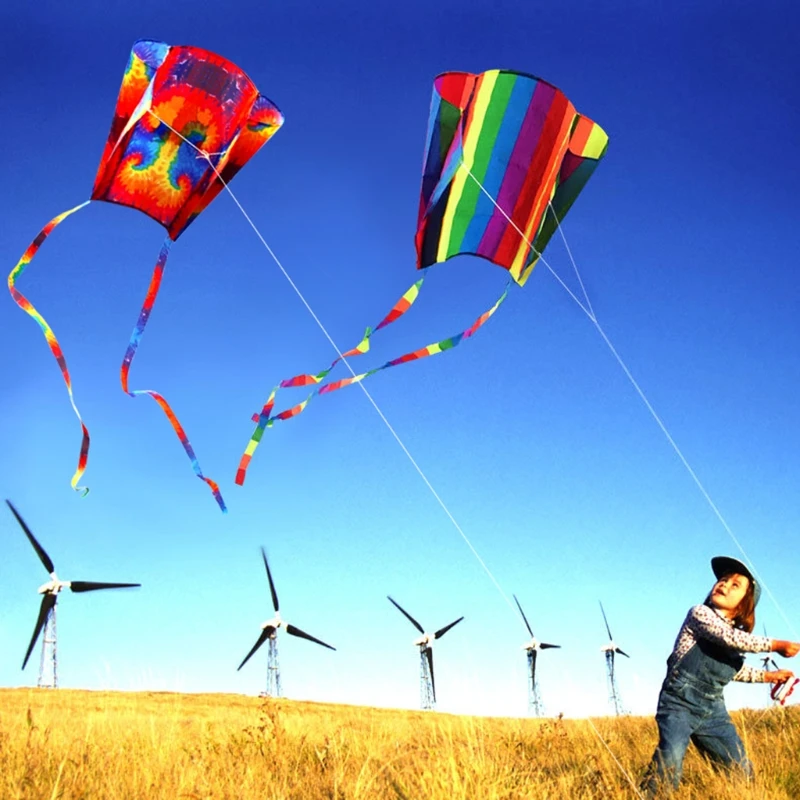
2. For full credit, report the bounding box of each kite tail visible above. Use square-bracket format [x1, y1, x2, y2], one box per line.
[8, 201, 93, 496]
[235, 280, 510, 486]
[235, 276, 426, 486]
[121, 238, 227, 512]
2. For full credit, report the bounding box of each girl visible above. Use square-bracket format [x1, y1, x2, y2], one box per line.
[641, 556, 799, 795]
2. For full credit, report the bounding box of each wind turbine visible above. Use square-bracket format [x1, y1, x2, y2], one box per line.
[513, 594, 560, 716]
[387, 596, 463, 710]
[7, 499, 141, 689]
[761, 625, 779, 674]
[238, 548, 335, 697]
[599, 601, 629, 715]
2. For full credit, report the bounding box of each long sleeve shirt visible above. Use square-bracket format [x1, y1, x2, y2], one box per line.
[668, 604, 772, 683]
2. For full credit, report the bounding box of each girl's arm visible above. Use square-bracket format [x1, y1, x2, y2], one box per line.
[764, 669, 795, 683]
[733, 664, 768, 682]
[772, 640, 800, 657]
[686, 605, 771, 653]
[735, 665, 795, 683]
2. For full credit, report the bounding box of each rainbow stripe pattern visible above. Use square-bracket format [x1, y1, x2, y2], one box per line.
[8, 201, 92, 495]
[415, 70, 608, 285]
[237, 70, 607, 488]
[9, 40, 283, 511]
[236, 278, 508, 486]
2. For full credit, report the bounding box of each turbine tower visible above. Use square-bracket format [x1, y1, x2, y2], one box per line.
[387, 596, 463, 710]
[7, 500, 141, 689]
[599, 601, 629, 716]
[238, 548, 335, 697]
[513, 594, 560, 716]
[760, 625, 782, 704]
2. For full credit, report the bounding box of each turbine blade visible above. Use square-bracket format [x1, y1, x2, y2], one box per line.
[22, 593, 56, 670]
[69, 581, 140, 593]
[286, 623, 336, 651]
[387, 596, 424, 634]
[529, 648, 538, 686]
[540, 643, 561, 650]
[425, 645, 435, 703]
[237, 627, 273, 671]
[7, 500, 55, 574]
[434, 616, 464, 639]
[261, 548, 279, 613]
[615, 647, 630, 658]
[513, 594, 534, 638]
[599, 601, 613, 641]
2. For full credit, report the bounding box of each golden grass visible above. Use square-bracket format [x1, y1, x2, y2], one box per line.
[0, 688, 798, 799]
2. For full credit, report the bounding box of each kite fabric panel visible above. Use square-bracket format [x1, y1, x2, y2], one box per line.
[415, 70, 608, 286]
[9, 39, 284, 511]
[236, 69, 607, 489]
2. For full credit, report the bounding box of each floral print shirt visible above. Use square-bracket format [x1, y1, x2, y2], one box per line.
[668, 604, 772, 682]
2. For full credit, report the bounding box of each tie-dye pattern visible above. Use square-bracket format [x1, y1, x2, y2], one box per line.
[9, 40, 283, 510]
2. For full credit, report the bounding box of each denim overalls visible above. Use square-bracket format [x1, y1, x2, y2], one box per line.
[641, 634, 753, 794]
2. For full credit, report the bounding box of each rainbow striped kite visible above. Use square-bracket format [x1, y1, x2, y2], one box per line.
[237, 69, 607, 487]
[416, 69, 608, 283]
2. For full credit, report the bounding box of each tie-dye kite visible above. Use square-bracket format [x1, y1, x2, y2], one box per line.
[10, 40, 283, 512]
[236, 69, 607, 486]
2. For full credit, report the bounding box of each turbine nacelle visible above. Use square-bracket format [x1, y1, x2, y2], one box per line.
[601, 642, 629, 657]
[37, 575, 67, 595]
[261, 613, 282, 633]
[414, 633, 435, 648]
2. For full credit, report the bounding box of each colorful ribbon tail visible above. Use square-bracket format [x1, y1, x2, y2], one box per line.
[236, 275, 426, 487]
[236, 280, 510, 487]
[121, 239, 226, 512]
[8, 200, 93, 496]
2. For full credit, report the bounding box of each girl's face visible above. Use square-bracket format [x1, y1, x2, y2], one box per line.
[710, 573, 750, 617]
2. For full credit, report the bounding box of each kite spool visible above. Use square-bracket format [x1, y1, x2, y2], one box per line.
[771, 677, 799, 706]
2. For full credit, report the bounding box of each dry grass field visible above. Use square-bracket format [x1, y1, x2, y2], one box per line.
[0, 688, 797, 799]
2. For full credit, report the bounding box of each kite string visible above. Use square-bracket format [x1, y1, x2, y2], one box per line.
[155, 110, 645, 795]
[464, 167, 797, 640]
[461, 164, 596, 322]
[587, 717, 646, 799]
[549, 215, 795, 638]
[549, 203, 596, 320]
[155, 115, 784, 800]
[147, 110, 526, 629]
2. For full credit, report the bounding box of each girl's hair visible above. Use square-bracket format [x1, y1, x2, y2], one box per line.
[705, 573, 756, 632]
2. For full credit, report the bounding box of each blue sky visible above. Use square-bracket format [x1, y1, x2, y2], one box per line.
[1, 0, 799, 718]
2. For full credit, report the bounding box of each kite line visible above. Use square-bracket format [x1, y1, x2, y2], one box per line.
[463, 164, 797, 641]
[150, 110, 526, 629]
[157, 114, 651, 795]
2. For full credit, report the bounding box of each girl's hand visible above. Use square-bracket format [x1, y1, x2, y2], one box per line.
[764, 669, 795, 684]
[771, 640, 800, 658]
